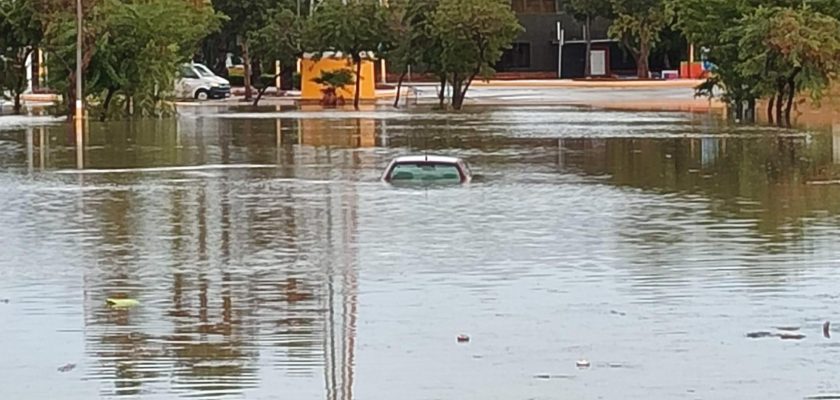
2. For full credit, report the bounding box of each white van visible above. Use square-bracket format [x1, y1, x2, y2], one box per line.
[176, 63, 231, 100]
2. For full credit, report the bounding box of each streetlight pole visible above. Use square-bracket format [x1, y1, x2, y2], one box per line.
[75, 0, 83, 121]
[75, 0, 84, 169]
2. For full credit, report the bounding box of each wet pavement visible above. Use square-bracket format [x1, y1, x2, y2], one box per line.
[1, 105, 840, 399]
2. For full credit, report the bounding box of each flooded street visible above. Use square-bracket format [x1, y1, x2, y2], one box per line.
[2, 106, 840, 399]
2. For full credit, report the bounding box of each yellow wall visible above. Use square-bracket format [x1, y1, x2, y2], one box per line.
[300, 58, 376, 101]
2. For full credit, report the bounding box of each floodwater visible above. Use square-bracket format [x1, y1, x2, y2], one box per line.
[2, 105, 840, 400]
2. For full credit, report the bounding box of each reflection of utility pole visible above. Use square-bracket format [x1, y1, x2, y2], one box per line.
[322, 179, 359, 400]
[26, 128, 33, 173]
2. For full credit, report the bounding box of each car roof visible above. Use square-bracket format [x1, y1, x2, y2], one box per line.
[391, 155, 464, 164]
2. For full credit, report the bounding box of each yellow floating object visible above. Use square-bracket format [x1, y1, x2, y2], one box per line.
[106, 298, 140, 308]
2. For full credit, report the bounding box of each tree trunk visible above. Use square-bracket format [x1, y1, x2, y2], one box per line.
[242, 38, 253, 102]
[67, 74, 77, 117]
[775, 78, 785, 127]
[253, 72, 282, 106]
[767, 95, 775, 125]
[746, 98, 756, 123]
[784, 69, 800, 128]
[637, 41, 651, 79]
[13, 92, 22, 114]
[584, 14, 592, 78]
[437, 74, 447, 109]
[100, 87, 116, 121]
[353, 59, 362, 110]
[393, 70, 407, 108]
[31, 48, 40, 91]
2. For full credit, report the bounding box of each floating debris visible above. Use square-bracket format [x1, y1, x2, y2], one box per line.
[457, 334, 470, 343]
[775, 326, 800, 332]
[0, 299, 9, 304]
[576, 359, 590, 368]
[824, 321, 831, 339]
[534, 373, 574, 380]
[746, 331, 775, 339]
[57, 363, 76, 373]
[805, 394, 840, 400]
[778, 333, 806, 340]
[610, 310, 626, 316]
[106, 298, 140, 309]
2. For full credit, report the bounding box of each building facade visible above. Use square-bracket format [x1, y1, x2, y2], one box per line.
[500, 0, 637, 78]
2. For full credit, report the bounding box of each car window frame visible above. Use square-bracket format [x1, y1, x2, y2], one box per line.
[386, 161, 465, 182]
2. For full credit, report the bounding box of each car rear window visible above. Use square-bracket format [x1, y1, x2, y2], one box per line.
[389, 162, 461, 182]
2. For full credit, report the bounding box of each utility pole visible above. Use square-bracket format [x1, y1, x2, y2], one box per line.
[75, 0, 84, 169]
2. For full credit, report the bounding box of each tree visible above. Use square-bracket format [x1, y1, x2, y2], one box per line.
[564, 0, 612, 78]
[302, 0, 393, 110]
[249, 7, 303, 106]
[40, 0, 221, 118]
[609, 0, 672, 79]
[736, 6, 840, 127]
[312, 68, 354, 106]
[38, 0, 105, 116]
[212, 0, 279, 102]
[430, 0, 522, 109]
[674, 0, 840, 125]
[673, 0, 760, 120]
[0, 0, 42, 114]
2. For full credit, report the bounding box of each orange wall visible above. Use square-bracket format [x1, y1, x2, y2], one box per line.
[300, 58, 376, 101]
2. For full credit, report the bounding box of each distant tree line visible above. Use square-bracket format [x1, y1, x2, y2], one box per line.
[3, 0, 840, 120]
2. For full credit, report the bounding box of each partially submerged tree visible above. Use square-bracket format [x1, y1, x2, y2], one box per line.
[564, 0, 613, 78]
[40, 0, 221, 118]
[736, 6, 840, 127]
[303, 0, 393, 110]
[312, 68, 354, 106]
[38, 0, 105, 116]
[430, 0, 522, 109]
[609, 0, 673, 79]
[0, 0, 42, 114]
[674, 0, 840, 125]
[212, 0, 277, 102]
[249, 7, 303, 106]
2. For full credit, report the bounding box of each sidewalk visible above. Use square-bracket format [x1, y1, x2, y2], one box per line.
[471, 78, 705, 89]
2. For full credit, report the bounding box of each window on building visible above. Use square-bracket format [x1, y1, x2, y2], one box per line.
[497, 43, 531, 70]
[511, 0, 557, 14]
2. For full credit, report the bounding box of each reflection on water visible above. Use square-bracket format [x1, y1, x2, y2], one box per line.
[2, 106, 840, 399]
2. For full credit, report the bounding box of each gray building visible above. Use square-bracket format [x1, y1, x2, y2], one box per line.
[499, 0, 636, 78]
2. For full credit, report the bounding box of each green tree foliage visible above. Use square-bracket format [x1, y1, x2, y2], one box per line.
[564, 0, 613, 78]
[430, 0, 522, 109]
[674, 0, 840, 125]
[609, 0, 672, 79]
[40, 0, 222, 118]
[311, 68, 354, 106]
[249, 7, 303, 105]
[302, 0, 393, 110]
[386, 0, 449, 107]
[211, 0, 279, 100]
[736, 6, 840, 126]
[0, 0, 42, 114]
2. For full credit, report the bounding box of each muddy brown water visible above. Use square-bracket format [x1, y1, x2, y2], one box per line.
[1, 105, 840, 399]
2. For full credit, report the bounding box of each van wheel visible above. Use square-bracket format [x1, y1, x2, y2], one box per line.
[195, 90, 210, 100]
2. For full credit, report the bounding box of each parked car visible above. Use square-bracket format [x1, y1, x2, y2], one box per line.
[381, 155, 473, 184]
[176, 63, 230, 100]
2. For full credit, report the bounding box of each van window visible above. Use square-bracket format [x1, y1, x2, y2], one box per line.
[389, 162, 461, 182]
[179, 66, 199, 79]
[193, 64, 215, 77]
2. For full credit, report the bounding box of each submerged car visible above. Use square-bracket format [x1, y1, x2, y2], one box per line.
[382, 155, 473, 184]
